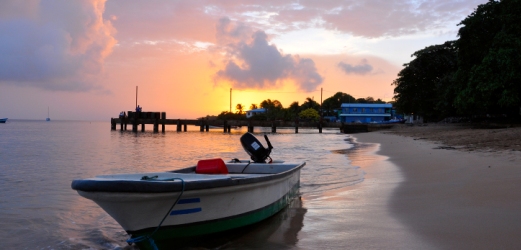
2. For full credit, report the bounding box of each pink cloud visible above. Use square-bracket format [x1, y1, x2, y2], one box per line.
[104, 1, 216, 43]
[104, 0, 488, 43]
[0, 0, 116, 92]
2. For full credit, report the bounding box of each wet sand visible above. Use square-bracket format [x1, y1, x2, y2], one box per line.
[218, 134, 435, 249]
[353, 127, 521, 249]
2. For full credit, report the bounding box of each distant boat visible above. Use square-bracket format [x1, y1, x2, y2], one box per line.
[0, 118, 7, 123]
[46, 107, 51, 121]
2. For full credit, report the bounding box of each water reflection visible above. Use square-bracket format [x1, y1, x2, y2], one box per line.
[218, 197, 308, 249]
[2, 122, 360, 249]
[332, 136, 381, 168]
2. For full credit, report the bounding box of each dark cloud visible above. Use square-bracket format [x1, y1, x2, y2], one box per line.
[291, 58, 323, 91]
[216, 17, 253, 43]
[215, 19, 323, 92]
[0, 0, 116, 92]
[338, 60, 373, 75]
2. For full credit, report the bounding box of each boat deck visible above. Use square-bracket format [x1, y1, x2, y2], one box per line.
[72, 162, 306, 193]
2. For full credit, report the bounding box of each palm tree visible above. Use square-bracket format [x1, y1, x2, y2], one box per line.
[260, 99, 285, 120]
[272, 100, 283, 109]
[260, 99, 273, 109]
[302, 97, 320, 110]
[250, 104, 258, 110]
[236, 104, 245, 114]
[289, 101, 300, 113]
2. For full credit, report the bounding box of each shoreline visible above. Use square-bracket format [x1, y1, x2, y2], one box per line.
[353, 130, 521, 249]
[384, 123, 521, 154]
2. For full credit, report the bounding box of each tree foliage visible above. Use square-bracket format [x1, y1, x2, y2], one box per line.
[217, 111, 246, 120]
[299, 108, 320, 121]
[392, 41, 458, 120]
[301, 97, 320, 111]
[260, 99, 284, 120]
[322, 92, 355, 115]
[235, 103, 244, 114]
[355, 97, 386, 104]
[393, 0, 521, 119]
[221, 93, 390, 122]
[455, 0, 521, 115]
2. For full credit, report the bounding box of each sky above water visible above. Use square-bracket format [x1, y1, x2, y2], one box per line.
[0, 0, 487, 120]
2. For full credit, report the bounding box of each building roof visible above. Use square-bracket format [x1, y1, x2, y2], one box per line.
[340, 103, 392, 108]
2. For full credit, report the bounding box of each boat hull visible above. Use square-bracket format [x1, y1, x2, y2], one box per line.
[129, 181, 299, 249]
[75, 162, 304, 248]
[0, 118, 7, 123]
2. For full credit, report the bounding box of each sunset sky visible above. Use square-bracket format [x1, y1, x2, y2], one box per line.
[0, 0, 487, 120]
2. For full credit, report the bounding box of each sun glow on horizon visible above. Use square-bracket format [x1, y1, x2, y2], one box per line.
[0, 0, 487, 120]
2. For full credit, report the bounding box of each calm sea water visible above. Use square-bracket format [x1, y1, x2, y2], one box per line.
[0, 120, 365, 249]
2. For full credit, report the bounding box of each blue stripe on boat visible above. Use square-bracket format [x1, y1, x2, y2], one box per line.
[177, 198, 200, 204]
[170, 208, 202, 216]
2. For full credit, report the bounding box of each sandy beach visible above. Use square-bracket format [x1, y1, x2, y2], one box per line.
[353, 124, 521, 249]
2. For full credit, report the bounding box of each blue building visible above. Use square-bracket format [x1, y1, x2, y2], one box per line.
[339, 103, 392, 123]
[245, 108, 266, 118]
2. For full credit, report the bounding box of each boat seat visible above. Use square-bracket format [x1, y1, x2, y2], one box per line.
[196, 158, 229, 174]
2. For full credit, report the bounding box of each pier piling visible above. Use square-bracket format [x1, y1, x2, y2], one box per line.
[248, 121, 254, 133]
[111, 118, 116, 130]
[161, 112, 166, 132]
[153, 120, 158, 133]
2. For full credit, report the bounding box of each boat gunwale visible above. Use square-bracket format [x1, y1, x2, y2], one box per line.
[71, 162, 305, 193]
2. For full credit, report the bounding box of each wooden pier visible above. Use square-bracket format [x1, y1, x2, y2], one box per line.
[111, 111, 342, 133]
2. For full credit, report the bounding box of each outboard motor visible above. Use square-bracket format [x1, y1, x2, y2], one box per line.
[240, 132, 274, 163]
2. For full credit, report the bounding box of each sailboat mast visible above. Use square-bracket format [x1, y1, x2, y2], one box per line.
[46, 106, 51, 121]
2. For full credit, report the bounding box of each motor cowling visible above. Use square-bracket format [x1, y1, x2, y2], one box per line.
[240, 132, 273, 163]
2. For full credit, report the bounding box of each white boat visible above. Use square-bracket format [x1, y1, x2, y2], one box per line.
[0, 118, 7, 123]
[71, 133, 305, 249]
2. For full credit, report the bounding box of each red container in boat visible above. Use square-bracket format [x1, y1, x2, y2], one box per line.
[196, 158, 229, 174]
